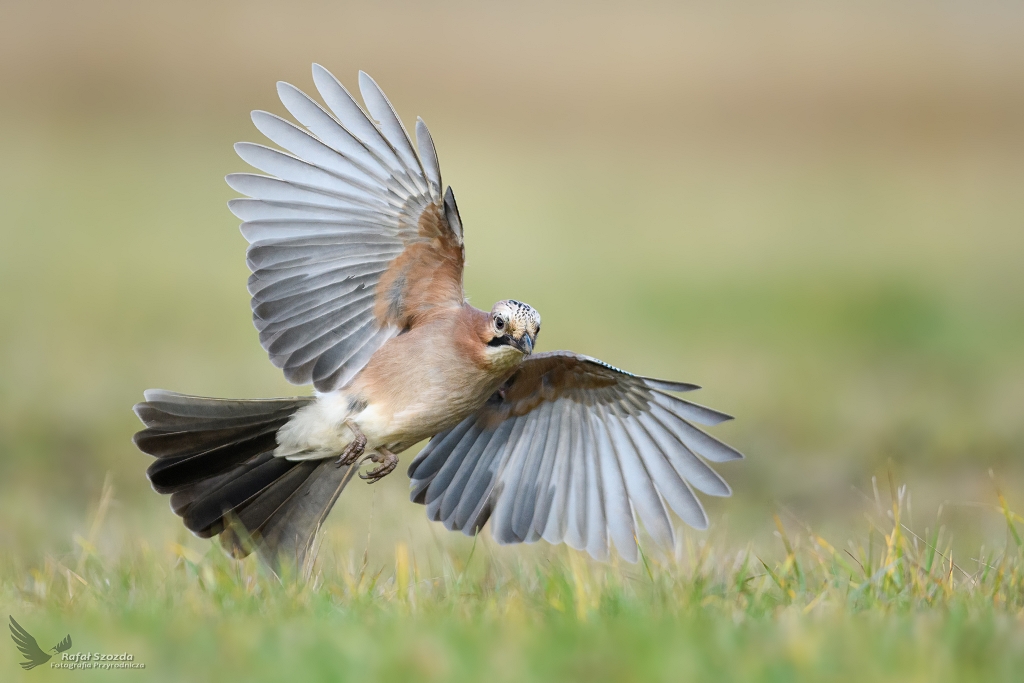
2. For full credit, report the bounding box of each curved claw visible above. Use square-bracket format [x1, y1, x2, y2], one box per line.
[359, 448, 398, 483]
[335, 422, 367, 468]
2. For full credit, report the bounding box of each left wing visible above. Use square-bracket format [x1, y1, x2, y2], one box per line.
[407, 352, 743, 561]
[229, 66, 465, 392]
[9, 617, 51, 670]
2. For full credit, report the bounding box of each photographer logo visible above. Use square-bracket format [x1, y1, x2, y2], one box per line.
[9, 616, 145, 672]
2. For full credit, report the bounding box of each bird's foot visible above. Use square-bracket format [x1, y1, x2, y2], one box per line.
[335, 422, 367, 468]
[360, 448, 398, 483]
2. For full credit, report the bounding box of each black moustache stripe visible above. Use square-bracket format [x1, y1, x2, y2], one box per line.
[487, 336, 516, 348]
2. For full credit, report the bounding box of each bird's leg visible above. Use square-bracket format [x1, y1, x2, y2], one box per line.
[359, 447, 398, 483]
[335, 421, 367, 467]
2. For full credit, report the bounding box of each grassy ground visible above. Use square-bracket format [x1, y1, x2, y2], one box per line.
[3, 3, 1024, 679]
[3, 476, 1024, 682]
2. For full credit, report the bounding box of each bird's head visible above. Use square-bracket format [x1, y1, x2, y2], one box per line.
[485, 300, 541, 361]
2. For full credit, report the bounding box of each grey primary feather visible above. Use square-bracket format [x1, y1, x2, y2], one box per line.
[453, 417, 529, 531]
[639, 414, 731, 497]
[230, 65, 461, 392]
[407, 351, 743, 562]
[507, 410, 550, 541]
[594, 404, 638, 561]
[358, 71, 429, 191]
[563, 407, 588, 550]
[648, 403, 744, 463]
[233, 143, 393, 206]
[250, 111, 393, 191]
[318, 325, 397, 391]
[415, 117, 442, 195]
[242, 221, 402, 244]
[581, 414, 608, 560]
[539, 400, 574, 545]
[228, 198, 374, 223]
[248, 245, 402, 275]
[266, 311, 378, 366]
[311, 66, 408, 178]
[279, 78, 400, 180]
[649, 390, 733, 426]
[490, 414, 542, 543]
[528, 403, 564, 540]
[408, 419, 475, 483]
[225, 173, 359, 210]
[607, 414, 675, 547]
[267, 301, 374, 357]
[425, 426, 488, 513]
[254, 281, 377, 328]
[441, 419, 514, 527]
[249, 263, 386, 302]
[626, 415, 710, 529]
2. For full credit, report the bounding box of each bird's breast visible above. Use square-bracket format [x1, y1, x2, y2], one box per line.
[352, 359, 507, 451]
[343, 312, 516, 451]
[277, 308, 518, 459]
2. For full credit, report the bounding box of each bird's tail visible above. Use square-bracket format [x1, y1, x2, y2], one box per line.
[133, 390, 357, 577]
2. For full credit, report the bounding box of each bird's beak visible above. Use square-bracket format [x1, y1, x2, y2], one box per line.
[516, 333, 534, 355]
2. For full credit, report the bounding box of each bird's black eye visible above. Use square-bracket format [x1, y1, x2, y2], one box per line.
[494, 316, 505, 331]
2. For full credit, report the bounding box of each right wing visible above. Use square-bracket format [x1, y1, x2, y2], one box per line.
[53, 634, 72, 653]
[229, 66, 466, 392]
[407, 352, 743, 562]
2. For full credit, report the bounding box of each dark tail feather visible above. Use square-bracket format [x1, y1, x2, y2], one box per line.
[133, 390, 357, 577]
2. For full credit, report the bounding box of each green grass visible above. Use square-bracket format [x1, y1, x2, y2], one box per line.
[4, 475, 1024, 682]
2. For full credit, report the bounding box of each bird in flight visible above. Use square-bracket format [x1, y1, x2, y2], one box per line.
[9, 616, 72, 670]
[133, 65, 743, 575]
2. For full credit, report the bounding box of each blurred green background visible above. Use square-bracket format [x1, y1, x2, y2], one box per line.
[1, 0, 1024, 678]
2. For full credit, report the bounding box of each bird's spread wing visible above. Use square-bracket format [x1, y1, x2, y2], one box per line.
[407, 352, 743, 562]
[229, 66, 465, 392]
[9, 617, 51, 670]
[53, 634, 72, 653]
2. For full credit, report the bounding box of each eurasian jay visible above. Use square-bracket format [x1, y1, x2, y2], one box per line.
[133, 66, 744, 576]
